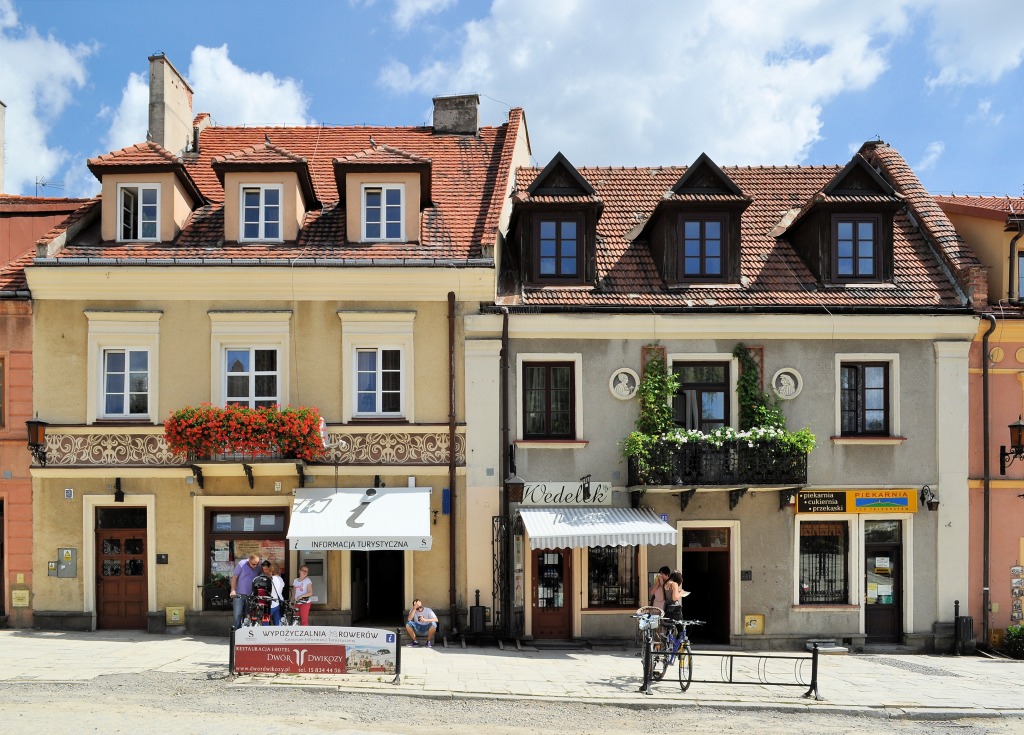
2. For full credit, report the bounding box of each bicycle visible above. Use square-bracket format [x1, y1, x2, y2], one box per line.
[632, 606, 662, 695]
[279, 597, 304, 626]
[239, 593, 273, 627]
[652, 617, 704, 691]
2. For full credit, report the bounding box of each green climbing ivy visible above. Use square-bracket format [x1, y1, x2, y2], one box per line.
[733, 342, 784, 430]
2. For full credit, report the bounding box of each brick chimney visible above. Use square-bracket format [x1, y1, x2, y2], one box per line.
[432, 94, 479, 135]
[148, 54, 194, 154]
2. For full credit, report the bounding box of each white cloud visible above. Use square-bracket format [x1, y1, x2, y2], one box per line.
[187, 45, 311, 126]
[914, 141, 944, 171]
[102, 72, 148, 152]
[0, 5, 92, 194]
[381, 0, 919, 166]
[968, 98, 1003, 126]
[394, 0, 456, 31]
[925, 0, 1024, 88]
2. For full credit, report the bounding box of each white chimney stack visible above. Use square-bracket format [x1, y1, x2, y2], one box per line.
[148, 54, 194, 154]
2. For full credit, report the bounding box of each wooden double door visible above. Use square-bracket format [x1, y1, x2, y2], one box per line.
[96, 508, 148, 630]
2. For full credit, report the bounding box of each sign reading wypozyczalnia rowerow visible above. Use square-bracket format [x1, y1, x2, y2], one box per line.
[232, 626, 398, 675]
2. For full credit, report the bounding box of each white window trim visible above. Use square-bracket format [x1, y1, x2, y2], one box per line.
[83, 493, 157, 616]
[238, 184, 284, 243]
[101, 347, 152, 419]
[339, 311, 416, 422]
[353, 347, 405, 417]
[515, 353, 584, 442]
[224, 346, 282, 407]
[85, 311, 162, 424]
[361, 183, 405, 242]
[793, 513, 914, 635]
[833, 353, 901, 441]
[677, 519, 742, 637]
[209, 312, 291, 407]
[116, 183, 161, 242]
[667, 352, 739, 429]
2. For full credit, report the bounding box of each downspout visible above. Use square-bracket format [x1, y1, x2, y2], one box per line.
[981, 312, 996, 648]
[1008, 230, 1023, 303]
[448, 291, 458, 636]
[499, 308, 511, 637]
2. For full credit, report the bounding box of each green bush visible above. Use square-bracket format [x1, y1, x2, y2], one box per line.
[1005, 624, 1024, 659]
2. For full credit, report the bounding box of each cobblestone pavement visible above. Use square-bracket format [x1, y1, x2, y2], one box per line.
[2, 630, 1022, 719]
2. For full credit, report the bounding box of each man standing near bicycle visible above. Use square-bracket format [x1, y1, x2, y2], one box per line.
[228, 553, 262, 631]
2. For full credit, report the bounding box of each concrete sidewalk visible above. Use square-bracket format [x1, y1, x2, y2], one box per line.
[2, 630, 1023, 719]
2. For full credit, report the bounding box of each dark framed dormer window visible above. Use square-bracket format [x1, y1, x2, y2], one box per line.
[833, 215, 881, 281]
[534, 216, 582, 282]
[680, 215, 726, 280]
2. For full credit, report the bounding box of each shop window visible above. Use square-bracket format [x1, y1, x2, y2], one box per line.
[204, 509, 287, 611]
[587, 546, 639, 608]
[798, 521, 849, 605]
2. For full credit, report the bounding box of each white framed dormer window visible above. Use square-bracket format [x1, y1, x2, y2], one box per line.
[362, 184, 404, 241]
[515, 353, 585, 447]
[339, 311, 415, 422]
[668, 352, 739, 431]
[85, 311, 162, 423]
[117, 184, 160, 241]
[240, 185, 282, 242]
[833, 353, 902, 443]
[210, 312, 291, 407]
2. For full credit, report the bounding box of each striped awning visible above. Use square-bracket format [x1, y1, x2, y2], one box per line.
[517, 507, 677, 550]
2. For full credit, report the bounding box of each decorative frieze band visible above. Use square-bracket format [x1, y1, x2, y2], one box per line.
[41, 430, 466, 467]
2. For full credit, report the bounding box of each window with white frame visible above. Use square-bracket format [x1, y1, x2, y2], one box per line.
[103, 349, 150, 417]
[355, 347, 403, 416]
[362, 184, 404, 241]
[240, 185, 282, 241]
[118, 184, 160, 241]
[86, 311, 161, 424]
[209, 312, 291, 408]
[339, 311, 415, 422]
[225, 348, 279, 408]
[834, 354, 899, 438]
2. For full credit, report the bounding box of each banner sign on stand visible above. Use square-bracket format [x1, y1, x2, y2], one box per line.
[232, 626, 399, 679]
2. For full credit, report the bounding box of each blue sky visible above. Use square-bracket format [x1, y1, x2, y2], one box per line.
[1, 0, 1022, 199]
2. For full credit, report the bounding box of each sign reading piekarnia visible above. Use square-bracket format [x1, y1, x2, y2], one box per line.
[232, 626, 397, 675]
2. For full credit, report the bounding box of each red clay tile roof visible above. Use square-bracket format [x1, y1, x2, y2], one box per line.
[50, 110, 523, 264]
[934, 195, 1024, 223]
[0, 249, 34, 293]
[87, 141, 181, 170]
[212, 140, 307, 166]
[35, 198, 102, 249]
[335, 144, 431, 166]
[1, 195, 93, 209]
[509, 147, 969, 310]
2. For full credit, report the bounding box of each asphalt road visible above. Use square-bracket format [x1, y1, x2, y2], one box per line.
[2, 672, 1023, 735]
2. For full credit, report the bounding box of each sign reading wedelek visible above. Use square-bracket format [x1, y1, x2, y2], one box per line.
[798, 489, 917, 514]
[519, 481, 612, 506]
[232, 626, 397, 675]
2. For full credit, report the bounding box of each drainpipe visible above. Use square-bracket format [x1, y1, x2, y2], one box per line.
[499, 308, 510, 637]
[981, 312, 996, 648]
[1008, 230, 1023, 303]
[448, 292, 458, 636]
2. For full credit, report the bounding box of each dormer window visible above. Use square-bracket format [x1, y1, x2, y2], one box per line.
[538, 216, 581, 279]
[118, 184, 159, 241]
[240, 185, 282, 242]
[681, 216, 725, 279]
[363, 184, 404, 241]
[834, 215, 879, 280]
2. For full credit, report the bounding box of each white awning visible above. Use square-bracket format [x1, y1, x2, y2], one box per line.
[287, 487, 432, 551]
[517, 507, 677, 550]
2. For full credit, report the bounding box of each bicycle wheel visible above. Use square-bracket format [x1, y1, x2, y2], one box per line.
[652, 633, 671, 682]
[678, 642, 693, 692]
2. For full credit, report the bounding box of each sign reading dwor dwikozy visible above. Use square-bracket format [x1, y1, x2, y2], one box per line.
[232, 626, 398, 677]
[797, 489, 918, 514]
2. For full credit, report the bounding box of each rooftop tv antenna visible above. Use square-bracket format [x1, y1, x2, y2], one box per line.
[35, 177, 65, 197]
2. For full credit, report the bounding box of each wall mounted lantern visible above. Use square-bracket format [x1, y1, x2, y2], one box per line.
[25, 419, 48, 466]
[920, 484, 939, 512]
[999, 416, 1024, 474]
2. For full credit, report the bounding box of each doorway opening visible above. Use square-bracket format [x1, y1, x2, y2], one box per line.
[350, 549, 404, 625]
[532, 548, 572, 639]
[864, 519, 903, 643]
[680, 526, 731, 644]
[96, 506, 148, 630]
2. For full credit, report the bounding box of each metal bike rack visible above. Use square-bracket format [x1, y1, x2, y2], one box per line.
[683, 644, 823, 700]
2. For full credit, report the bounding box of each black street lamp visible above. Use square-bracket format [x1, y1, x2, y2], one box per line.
[999, 416, 1024, 474]
[26, 419, 48, 466]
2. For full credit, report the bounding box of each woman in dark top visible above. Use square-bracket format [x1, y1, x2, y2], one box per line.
[662, 570, 689, 621]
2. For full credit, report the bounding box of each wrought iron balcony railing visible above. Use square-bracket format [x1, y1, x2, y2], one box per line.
[627, 439, 808, 487]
